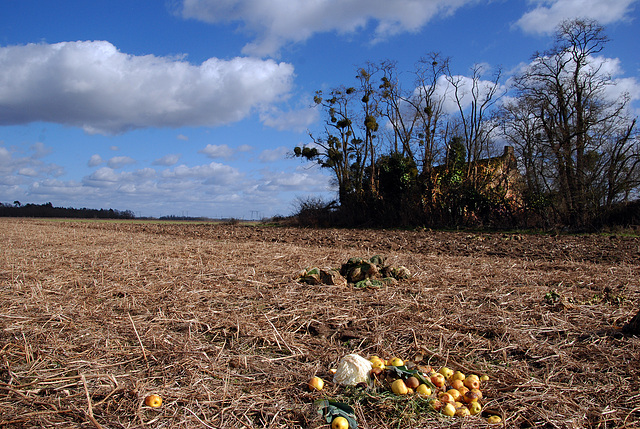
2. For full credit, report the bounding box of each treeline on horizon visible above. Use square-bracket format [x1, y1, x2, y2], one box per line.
[0, 202, 135, 220]
[293, 19, 640, 231]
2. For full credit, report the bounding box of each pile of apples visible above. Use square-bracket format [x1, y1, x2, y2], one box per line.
[368, 356, 501, 424]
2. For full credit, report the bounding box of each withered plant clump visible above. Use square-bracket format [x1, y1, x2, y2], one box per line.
[0, 219, 638, 428]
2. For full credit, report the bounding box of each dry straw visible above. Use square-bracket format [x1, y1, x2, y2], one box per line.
[0, 218, 638, 428]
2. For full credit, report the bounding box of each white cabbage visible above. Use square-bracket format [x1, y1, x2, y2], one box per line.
[333, 354, 373, 386]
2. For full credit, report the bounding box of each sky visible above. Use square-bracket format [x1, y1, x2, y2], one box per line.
[1, 0, 639, 219]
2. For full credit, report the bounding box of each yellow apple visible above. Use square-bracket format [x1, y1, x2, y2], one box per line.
[416, 384, 431, 397]
[332, 416, 350, 429]
[391, 379, 409, 395]
[455, 406, 471, 417]
[387, 357, 404, 367]
[468, 401, 482, 415]
[450, 370, 465, 381]
[438, 367, 454, 379]
[446, 388, 462, 402]
[369, 357, 385, 369]
[144, 394, 162, 408]
[441, 403, 456, 417]
[487, 415, 502, 424]
[308, 376, 324, 391]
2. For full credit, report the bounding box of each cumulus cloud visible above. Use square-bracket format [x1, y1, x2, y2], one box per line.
[107, 156, 136, 169]
[180, 0, 477, 56]
[427, 73, 506, 115]
[88, 154, 103, 167]
[30, 142, 53, 158]
[256, 165, 334, 194]
[0, 143, 64, 182]
[199, 144, 235, 159]
[161, 162, 244, 187]
[0, 41, 295, 134]
[260, 105, 319, 132]
[259, 146, 288, 163]
[516, 0, 638, 34]
[153, 154, 181, 166]
[18, 168, 38, 177]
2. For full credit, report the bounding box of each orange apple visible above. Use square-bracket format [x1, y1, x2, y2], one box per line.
[308, 376, 324, 391]
[463, 376, 480, 390]
[462, 389, 481, 404]
[455, 406, 471, 417]
[144, 394, 162, 408]
[430, 373, 446, 388]
[438, 392, 455, 403]
[450, 379, 464, 390]
[446, 388, 462, 402]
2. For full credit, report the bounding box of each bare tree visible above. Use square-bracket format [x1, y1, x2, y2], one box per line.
[413, 53, 450, 174]
[511, 19, 639, 226]
[445, 63, 504, 186]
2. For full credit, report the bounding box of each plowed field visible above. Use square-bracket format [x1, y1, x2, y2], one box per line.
[1, 219, 639, 428]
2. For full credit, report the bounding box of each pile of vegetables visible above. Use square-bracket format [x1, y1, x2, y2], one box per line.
[298, 255, 411, 288]
[310, 353, 503, 428]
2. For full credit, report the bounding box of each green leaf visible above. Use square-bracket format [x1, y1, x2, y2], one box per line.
[315, 399, 358, 428]
[387, 366, 436, 390]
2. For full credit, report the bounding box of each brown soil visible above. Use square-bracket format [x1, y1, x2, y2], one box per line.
[1, 219, 639, 428]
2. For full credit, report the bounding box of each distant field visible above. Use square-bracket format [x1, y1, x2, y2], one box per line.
[1, 218, 638, 428]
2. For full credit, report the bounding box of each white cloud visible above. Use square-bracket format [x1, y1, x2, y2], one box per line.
[180, 0, 478, 56]
[260, 105, 319, 132]
[30, 142, 53, 158]
[177, 134, 189, 141]
[256, 164, 334, 193]
[161, 162, 244, 185]
[84, 167, 120, 187]
[88, 154, 103, 167]
[199, 144, 235, 159]
[0, 41, 295, 134]
[153, 154, 181, 166]
[259, 146, 288, 162]
[18, 168, 38, 177]
[0, 146, 11, 167]
[29, 179, 86, 197]
[107, 156, 136, 169]
[516, 0, 638, 34]
[0, 143, 64, 181]
[432, 73, 507, 114]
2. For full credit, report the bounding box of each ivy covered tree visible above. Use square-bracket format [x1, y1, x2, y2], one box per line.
[294, 85, 372, 214]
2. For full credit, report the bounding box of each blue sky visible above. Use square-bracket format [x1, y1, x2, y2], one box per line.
[1, 0, 638, 218]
